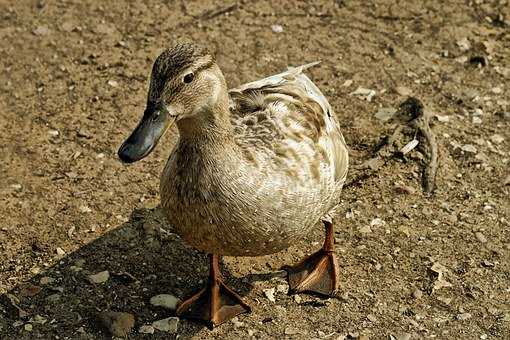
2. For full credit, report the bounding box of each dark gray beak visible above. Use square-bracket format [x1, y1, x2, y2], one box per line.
[118, 102, 175, 163]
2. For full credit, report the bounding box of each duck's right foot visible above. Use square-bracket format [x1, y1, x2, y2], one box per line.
[176, 254, 251, 328]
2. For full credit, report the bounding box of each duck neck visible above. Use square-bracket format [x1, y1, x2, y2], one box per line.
[176, 95, 233, 145]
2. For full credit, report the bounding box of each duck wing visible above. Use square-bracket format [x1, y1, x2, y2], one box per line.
[228, 63, 348, 186]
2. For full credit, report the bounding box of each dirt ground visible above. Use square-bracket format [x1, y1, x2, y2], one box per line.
[1, 0, 509, 339]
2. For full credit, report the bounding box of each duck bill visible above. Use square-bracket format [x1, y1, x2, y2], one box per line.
[118, 103, 176, 163]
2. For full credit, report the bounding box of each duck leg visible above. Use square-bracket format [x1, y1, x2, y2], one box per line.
[287, 220, 339, 296]
[176, 254, 251, 328]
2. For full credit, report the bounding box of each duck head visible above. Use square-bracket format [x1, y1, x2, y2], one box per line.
[118, 43, 227, 163]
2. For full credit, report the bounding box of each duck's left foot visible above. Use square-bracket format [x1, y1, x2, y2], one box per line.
[176, 254, 251, 328]
[286, 220, 339, 296]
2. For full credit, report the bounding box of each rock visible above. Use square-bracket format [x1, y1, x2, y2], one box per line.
[108, 79, 119, 87]
[48, 129, 59, 137]
[350, 87, 376, 102]
[88, 271, 109, 284]
[263, 288, 276, 302]
[20, 284, 42, 297]
[24, 323, 33, 331]
[412, 289, 423, 299]
[358, 335, 370, 340]
[56, 247, 65, 256]
[32, 315, 47, 324]
[342, 79, 353, 87]
[375, 107, 396, 122]
[99, 311, 135, 337]
[40, 277, 55, 285]
[475, 232, 487, 243]
[358, 225, 372, 234]
[394, 333, 412, 340]
[395, 86, 412, 96]
[457, 312, 472, 320]
[79, 205, 92, 213]
[491, 87, 502, 94]
[45, 293, 61, 303]
[284, 326, 300, 335]
[370, 218, 386, 227]
[394, 184, 416, 195]
[435, 115, 450, 123]
[149, 294, 179, 310]
[271, 24, 283, 33]
[293, 295, 302, 303]
[490, 134, 504, 144]
[33, 25, 51, 36]
[231, 317, 244, 328]
[367, 314, 378, 323]
[456, 37, 471, 51]
[437, 296, 452, 305]
[152, 317, 179, 333]
[461, 144, 477, 154]
[276, 284, 288, 294]
[10, 183, 22, 191]
[138, 325, 154, 334]
[472, 116, 482, 124]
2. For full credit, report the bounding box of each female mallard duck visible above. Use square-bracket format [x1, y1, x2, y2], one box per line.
[118, 43, 349, 327]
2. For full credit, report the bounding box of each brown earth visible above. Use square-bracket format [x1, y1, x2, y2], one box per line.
[1, 0, 509, 339]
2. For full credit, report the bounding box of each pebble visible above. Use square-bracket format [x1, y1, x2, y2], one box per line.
[294, 295, 302, 303]
[461, 144, 477, 154]
[370, 218, 386, 227]
[491, 87, 502, 94]
[367, 314, 378, 323]
[138, 325, 155, 334]
[10, 183, 22, 191]
[48, 129, 59, 137]
[457, 37, 471, 51]
[88, 271, 110, 284]
[24, 323, 33, 332]
[56, 247, 65, 256]
[33, 25, 51, 36]
[436, 115, 450, 123]
[375, 107, 396, 122]
[284, 326, 300, 335]
[20, 284, 42, 297]
[457, 312, 472, 320]
[271, 24, 284, 33]
[263, 288, 276, 302]
[412, 289, 423, 299]
[358, 225, 372, 234]
[149, 294, 179, 310]
[79, 205, 92, 213]
[108, 79, 119, 87]
[472, 116, 482, 124]
[350, 87, 376, 102]
[490, 134, 504, 144]
[99, 311, 135, 337]
[395, 86, 412, 96]
[152, 317, 179, 333]
[475, 232, 487, 243]
[276, 284, 288, 294]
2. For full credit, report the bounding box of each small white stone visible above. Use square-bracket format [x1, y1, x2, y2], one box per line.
[48, 130, 59, 137]
[88, 270, 109, 284]
[490, 134, 504, 144]
[24, 324, 33, 332]
[276, 284, 288, 294]
[491, 87, 502, 94]
[263, 288, 276, 302]
[370, 218, 386, 227]
[152, 317, 179, 333]
[436, 115, 450, 123]
[56, 247, 65, 256]
[108, 79, 119, 87]
[10, 183, 22, 191]
[150, 294, 179, 310]
[461, 144, 477, 153]
[473, 108, 483, 116]
[472, 116, 482, 124]
[271, 24, 283, 33]
[79, 205, 92, 213]
[139, 325, 154, 334]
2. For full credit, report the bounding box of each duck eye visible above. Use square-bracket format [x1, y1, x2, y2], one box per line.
[183, 73, 194, 84]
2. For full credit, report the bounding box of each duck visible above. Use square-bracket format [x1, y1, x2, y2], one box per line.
[118, 42, 349, 327]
